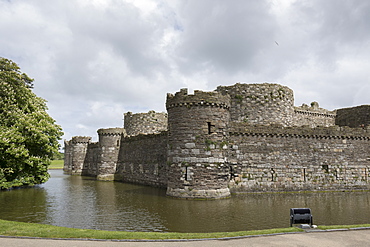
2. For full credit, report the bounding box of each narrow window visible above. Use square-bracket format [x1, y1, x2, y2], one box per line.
[322, 164, 329, 173]
[207, 122, 215, 134]
[185, 166, 192, 181]
[117, 140, 120, 147]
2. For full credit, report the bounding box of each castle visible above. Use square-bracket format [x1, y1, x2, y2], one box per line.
[64, 83, 370, 199]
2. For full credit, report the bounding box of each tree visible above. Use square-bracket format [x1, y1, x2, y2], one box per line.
[0, 57, 63, 189]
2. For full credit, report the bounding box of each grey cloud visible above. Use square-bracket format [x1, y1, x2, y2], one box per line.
[1, 0, 369, 143]
[174, 0, 278, 75]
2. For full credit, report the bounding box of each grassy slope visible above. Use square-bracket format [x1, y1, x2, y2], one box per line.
[0, 219, 302, 240]
[49, 160, 63, 169]
[1, 219, 370, 240]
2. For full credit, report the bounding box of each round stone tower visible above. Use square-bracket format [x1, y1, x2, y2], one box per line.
[97, 128, 125, 180]
[166, 88, 231, 199]
[217, 83, 294, 126]
[64, 136, 91, 175]
[124, 110, 168, 136]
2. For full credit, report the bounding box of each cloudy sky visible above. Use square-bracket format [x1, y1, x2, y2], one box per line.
[1, 0, 369, 145]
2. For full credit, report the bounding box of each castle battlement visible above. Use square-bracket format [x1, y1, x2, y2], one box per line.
[166, 88, 230, 109]
[65, 82, 370, 199]
[230, 122, 370, 140]
[294, 102, 337, 119]
[97, 128, 125, 136]
[70, 136, 91, 144]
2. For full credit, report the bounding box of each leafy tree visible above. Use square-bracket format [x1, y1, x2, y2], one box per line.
[0, 57, 63, 189]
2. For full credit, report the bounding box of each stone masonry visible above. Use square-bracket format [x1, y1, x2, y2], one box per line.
[64, 82, 370, 199]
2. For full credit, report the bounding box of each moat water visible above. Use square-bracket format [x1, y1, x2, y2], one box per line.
[1, 169, 370, 232]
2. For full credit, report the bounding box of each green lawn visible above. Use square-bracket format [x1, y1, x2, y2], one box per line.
[1, 219, 370, 240]
[317, 224, 370, 230]
[49, 159, 64, 169]
[0, 219, 302, 240]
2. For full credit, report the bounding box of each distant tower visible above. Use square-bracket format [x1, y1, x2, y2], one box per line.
[166, 89, 231, 199]
[124, 111, 168, 136]
[64, 136, 91, 174]
[96, 128, 125, 180]
[217, 83, 294, 126]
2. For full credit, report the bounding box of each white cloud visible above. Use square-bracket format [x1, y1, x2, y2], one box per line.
[1, 0, 369, 145]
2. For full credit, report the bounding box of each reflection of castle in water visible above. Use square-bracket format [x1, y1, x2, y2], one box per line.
[64, 83, 370, 199]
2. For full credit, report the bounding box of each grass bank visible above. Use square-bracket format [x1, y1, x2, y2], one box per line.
[1, 219, 370, 240]
[49, 160, 63, 169]
[317, 224, 370, 230]
[0, 219, 302, 240]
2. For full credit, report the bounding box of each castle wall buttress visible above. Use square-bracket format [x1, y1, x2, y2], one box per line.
[336, 105, 370, 128]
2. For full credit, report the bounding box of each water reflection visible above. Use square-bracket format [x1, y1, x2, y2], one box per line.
[0, 169, 369, 232]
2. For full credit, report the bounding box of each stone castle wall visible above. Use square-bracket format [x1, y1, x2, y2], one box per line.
[115, 132, 168, 187]
[64, 82, 370, 199]
[228, 123, 370, 192]
[336, 105, 370, 128]
[293, 102, 336, 127]
[81, 142, 100, 176]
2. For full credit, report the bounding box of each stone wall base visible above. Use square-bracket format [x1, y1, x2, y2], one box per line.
[166, 187, 231, 199]
[97, 174, 115, 181]
[64, 170, 82, 175]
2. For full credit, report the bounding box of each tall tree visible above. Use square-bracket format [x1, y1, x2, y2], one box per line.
[0, 57, 63, 189]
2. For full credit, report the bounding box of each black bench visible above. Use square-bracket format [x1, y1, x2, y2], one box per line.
[290, 208, 313, 227]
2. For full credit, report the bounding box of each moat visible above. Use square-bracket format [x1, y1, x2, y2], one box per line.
[1, 169, 370, 233]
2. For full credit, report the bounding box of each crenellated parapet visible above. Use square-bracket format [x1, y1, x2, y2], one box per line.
[230, 122, 370, 140]
[71, 136, 92, 144]
[97, 128, 126, 137]
[293, 102, 337, 127]
[166, 88, 230, 110]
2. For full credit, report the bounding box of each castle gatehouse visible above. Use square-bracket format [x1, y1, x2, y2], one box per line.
[64, 83, 370, 199]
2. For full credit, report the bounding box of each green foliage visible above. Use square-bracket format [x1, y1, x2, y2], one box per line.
[0, 57, 63, 189]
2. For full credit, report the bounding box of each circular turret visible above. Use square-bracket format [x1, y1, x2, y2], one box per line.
[97, 128, 125, 180]
[217, 83, 294, 126]
[124, 111, 167, 136]
[166, 89, 231, 199]
[64, 136, 92, 174]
